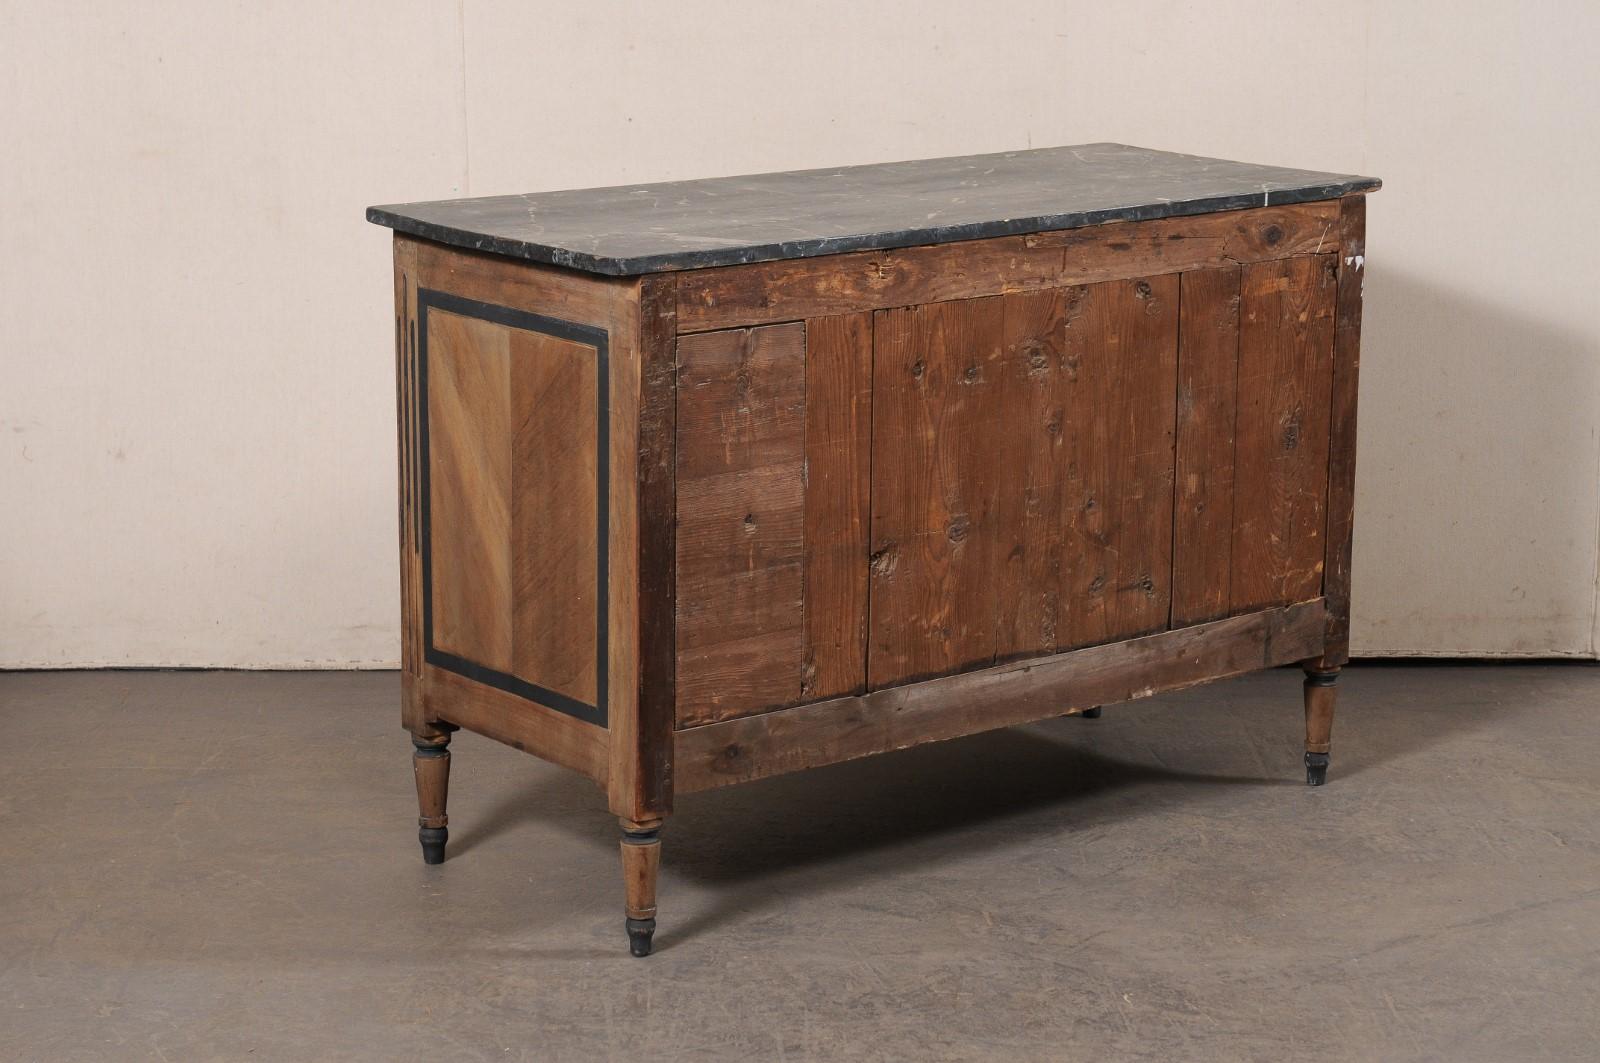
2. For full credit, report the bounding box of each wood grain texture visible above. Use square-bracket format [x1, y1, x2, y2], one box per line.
[1318, 196, 1366, 667]
[1056, 275, 1180, 649]
[424, 665, 609, 789]
[1027, 202, 1340, 263]
[401, 237, 633, 799]
[802, 312, 874, 701]
[676, 599, 1327, 792]
[511, 329, 600, 703]
[622, 274, 678, 815]
[1172, 267, 1242, 625]
[1231, 254, 1338, 611]
[994, 288, 1071, 660]
[868, 297, 1007, 688]
[674, 323, 807, 725]
[676, 202, 1342, 332]
[427, 309, 514, 671]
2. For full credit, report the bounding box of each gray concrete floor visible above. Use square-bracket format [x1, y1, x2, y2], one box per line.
[2, 666, 1598, 1061]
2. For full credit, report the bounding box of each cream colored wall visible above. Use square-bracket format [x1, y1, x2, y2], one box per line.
[4, 1, 1596, 666]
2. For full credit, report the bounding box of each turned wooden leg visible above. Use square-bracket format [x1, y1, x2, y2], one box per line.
[412, 725, 457, 864]
[1302, 666, 1339, 786]
[620, 818, 662, 957]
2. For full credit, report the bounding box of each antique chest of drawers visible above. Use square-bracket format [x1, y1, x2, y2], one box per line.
[368, 143, 1379, 956]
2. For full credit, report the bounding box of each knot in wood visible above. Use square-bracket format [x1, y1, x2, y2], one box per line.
[910, 359, 926, 380]
[962, 365, 980, 384]
[869, 544, 898, 579]
[946, 514, 971, 543]
[1134, 280, 1153, 299]
[1281, 406, 1304, 451]
[1261, 223, 1284, 246]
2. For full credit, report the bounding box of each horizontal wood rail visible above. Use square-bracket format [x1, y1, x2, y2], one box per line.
[674, 599, 1326, 792]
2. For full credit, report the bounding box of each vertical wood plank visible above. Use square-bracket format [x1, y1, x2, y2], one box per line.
[427, 309, 514, 672]
[674, 323, 807, 724]
[868, 297, 1006, 688]
[1318, 197, 1366, 666]
[1172, 267, 1242, 626]
[995, 288, 1069, 660]
[803, 312, 873, 700]
[1231, 254, 1338, 611]
[1057, 276, 1180, 649]
[511, 330, 600, 703]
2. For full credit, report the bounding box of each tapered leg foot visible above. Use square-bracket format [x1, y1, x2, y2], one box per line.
[620, 818, 662, 958]
[1302, 665, 1339, 787]
[1080, 706, 1103, 719]
[412, 726, 456, 864]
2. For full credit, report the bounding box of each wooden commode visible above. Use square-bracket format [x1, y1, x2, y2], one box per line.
[367, 144, 1380, 956]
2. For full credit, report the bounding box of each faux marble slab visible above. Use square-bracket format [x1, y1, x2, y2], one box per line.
[367, 143, 1380, 277]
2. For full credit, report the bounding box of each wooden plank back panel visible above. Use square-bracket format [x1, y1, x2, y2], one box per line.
[511, 330, 601, 704]
[994, 288, 1071, 660]
[868, 297, 1006, 688]
[675, 323, 807, 725]
[1230, 253, 1338, 611]
[1055, 275, 1180, 649]
[1171, 267, 1242, 625]
[427, 309, 515, 671]
[803, 313, 874, 701]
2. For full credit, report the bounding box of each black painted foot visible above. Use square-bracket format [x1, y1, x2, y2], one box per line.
[419, 825, 448, 865]
[1305, 752, 1330, 787]
[626, 917, 656, 957]
[1080, 706, 1103, 719]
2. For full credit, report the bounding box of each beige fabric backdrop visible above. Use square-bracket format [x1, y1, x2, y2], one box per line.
[3, 1, 1597, 666]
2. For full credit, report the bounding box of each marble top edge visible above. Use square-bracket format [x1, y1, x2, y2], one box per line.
[367, 143, 1380, 277]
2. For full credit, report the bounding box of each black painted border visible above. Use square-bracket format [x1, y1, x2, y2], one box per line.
[417, 288, 609, 729]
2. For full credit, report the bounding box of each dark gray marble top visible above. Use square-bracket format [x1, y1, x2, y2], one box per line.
[367, 143, 1379, 277]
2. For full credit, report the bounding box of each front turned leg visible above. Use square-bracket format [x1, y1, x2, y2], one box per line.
[412, 725, 456, 864]
[619, 818, 662, 957]
[1302, 667, 1339, 786]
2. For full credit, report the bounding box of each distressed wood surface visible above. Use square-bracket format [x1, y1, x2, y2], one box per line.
[1231, 254, 1338, 611]
[1055, 275, 1179, 648]
[676, 599, 1327, 792]
[674, 323, 807, 725]
[868, 297, 1007, 688]
[616, 274, 677, 818]
[676, 202, 1342, 332]
[995, 287, 1071, 659]
[1318, 196, 1366, 667]
[1171, 266, 1242, 626]
[802, 312, 874, 701]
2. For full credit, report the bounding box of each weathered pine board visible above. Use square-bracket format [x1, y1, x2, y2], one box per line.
[1230, 253, 1338, 611]
[868, 297, 1007, 688]
[674, 323, 808, 725]
[675, 202, 1340, 332]
[676, 599, 1328, 792]
[994, 287, 1071, 659]
[1055, 275, 1180, 649]
[803, 312, 874, 701]
[1171, 267, 1242, 625]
